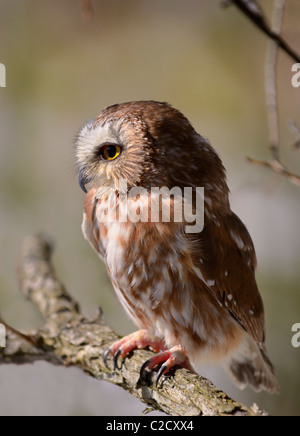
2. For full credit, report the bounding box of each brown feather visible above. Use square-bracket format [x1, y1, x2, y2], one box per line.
[76, 101, 278, 393]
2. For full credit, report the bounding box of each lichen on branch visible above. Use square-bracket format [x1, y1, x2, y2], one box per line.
[0, 235, 265, 416]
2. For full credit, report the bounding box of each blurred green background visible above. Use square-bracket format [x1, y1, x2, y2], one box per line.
[0, 0, 299, 416]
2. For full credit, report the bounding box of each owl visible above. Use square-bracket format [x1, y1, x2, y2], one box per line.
[75, 101, 279, 393]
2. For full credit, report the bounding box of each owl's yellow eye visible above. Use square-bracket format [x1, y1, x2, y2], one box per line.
[100, 144, 121, 161]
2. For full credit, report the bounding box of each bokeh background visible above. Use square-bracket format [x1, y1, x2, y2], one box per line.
[0, 0, 299, 416]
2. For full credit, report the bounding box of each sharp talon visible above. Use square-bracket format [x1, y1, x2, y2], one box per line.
[156, 364, 168, 387]
[139, 358, 152, 383]
[113, 348, 122, 371]
[103, 347, 111, 369]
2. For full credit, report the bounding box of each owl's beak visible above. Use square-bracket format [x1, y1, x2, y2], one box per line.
[78, 167, 90, 194]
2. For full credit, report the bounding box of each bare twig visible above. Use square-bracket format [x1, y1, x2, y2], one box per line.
[0, 317, 37, 347]
[288, 120, 300, 149]
[246, 156, 300, 186]
[230, 0, 300, 63]
[237, 0, 300, 186]
[0, 235, 266, 416]
[265, 0, 285, 163]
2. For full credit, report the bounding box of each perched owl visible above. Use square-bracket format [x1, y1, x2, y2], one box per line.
[76, 101, 278, 393]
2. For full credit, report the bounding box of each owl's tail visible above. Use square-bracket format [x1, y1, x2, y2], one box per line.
[225, 335, 279, 394]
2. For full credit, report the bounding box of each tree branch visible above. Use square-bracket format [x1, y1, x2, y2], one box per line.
[265, 0, 285, 163]
[229, 0, 300, 186]
[229, 0, 300, 63]
[288, 120, 300, 150]
[0, 235, 266, 416]
[246, 156, 300, 186]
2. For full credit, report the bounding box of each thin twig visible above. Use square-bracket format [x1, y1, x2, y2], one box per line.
[230, 0, 300, 63]
[239, 0, 300, 186]
[288, 120, 300, 149]
[0, 316, 37, 347]
[246, 156, 300, 186]
[265, 0, 285, 163]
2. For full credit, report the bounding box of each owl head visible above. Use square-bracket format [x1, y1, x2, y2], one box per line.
[75, 101, 228, 203]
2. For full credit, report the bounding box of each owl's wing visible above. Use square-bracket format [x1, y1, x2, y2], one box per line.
[188, 211, 266, 345]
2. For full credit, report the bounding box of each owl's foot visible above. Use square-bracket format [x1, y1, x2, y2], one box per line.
[103, 329, 166, 371]
[139, 345, 196, 387]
